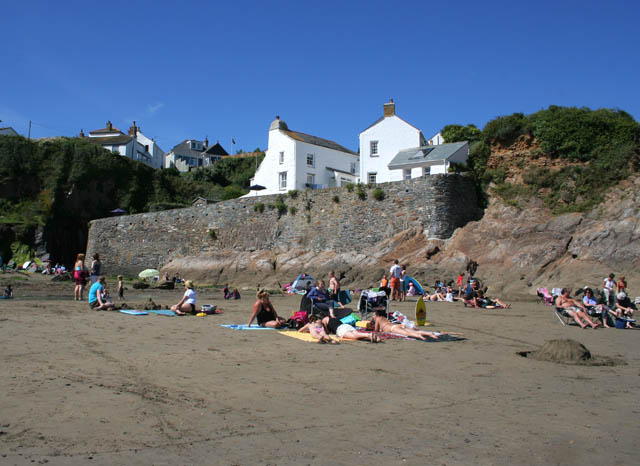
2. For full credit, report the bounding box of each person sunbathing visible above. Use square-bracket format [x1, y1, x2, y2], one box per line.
[556, 288, 600, 329]
[372, 310, 442, 340]
[298, 314, 339, 344]
[322, 315, 380, 342]
[476, 290, 511, 309]
[248, 290, 286, 328]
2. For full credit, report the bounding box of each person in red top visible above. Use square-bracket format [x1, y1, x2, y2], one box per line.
[457, 272, 465, 298]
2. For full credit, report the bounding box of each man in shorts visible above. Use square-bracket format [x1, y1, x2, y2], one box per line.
[389, 259, 402, 301]
[88, 276, 114, 311]
[556, 288, 599, 329]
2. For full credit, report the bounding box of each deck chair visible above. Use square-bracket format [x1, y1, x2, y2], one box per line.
[537, 288, 554, 306]
[358, 290, 388, 320]
[554, 306, 573, 326]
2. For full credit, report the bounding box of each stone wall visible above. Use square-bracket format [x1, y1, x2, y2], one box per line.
[86, 175, 481, 279]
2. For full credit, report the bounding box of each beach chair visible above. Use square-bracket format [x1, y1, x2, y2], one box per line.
[358, 289, 388, 320]
[554, 306, 573, 326]
[536, 288, 554, 306]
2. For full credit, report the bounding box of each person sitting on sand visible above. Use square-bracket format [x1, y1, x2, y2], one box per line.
[247, 290, 286, 328]
[4, 284, 13, 298]
[298, 314, 339, 344]
[88, 276, 114, 311]
[406, 281, 417, 297]
[172, 280, 198, 315]
[445, 286, 457, 302]
[322, 315, 380, 342]
[476, 290, 511, 309]
[463, 280, 479, 308]
[556, 288, 600, 329]
[372, 310, 442, 340]
[223, 284, 231, 299]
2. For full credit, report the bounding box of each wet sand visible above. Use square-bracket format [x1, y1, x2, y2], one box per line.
[1, 275, 639, 465]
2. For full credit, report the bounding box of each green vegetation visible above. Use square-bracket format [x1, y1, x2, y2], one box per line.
[287, 189, 299, 199]
[356, 183, 367, 200]
[253, 202, 265, 213]
[288, 206, 297, 215]
[372, 188, 386, 201]
[0, 135, 263, 264]
[441, 106, 640, 213]
[208, 229, 217, 240]
[344, 183, 355, 192]
[332, 195, 340, 204]
[274, 196, 288, 217]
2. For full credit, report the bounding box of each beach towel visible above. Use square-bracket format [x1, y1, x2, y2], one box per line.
[148, 309, 177, 316]
[279, 331, 341, 343]
[119, 309, 148, 316]
[220, 324, 276, 330]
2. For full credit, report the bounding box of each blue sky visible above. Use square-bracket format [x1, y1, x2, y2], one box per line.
[1, 0, 638, 153]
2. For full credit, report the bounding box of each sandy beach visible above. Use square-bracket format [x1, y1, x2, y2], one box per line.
[1, 274, 638, 465]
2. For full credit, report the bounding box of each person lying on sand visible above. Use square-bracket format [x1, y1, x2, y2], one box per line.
[556, 288, 600, 329]
[476, 290, 511, 309]
[247, 290, 286, 328]
[298, 314, 339, 344]
[372, 310, 443, 340]
[322, 316, 381, 342]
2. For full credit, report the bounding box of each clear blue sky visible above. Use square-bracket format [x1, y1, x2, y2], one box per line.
[1, 0, 638, 153]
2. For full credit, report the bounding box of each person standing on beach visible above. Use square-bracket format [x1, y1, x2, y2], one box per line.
[117, 275, 124, 300]
[73, 253, 87, 301]
[603, 273, 617, 307]
[328, 271, 340, 301]
[457, 272, 465, 297]
[399, 264, 407, 302]
[89, 253, 101, 285]
[389, 260, 402, 301]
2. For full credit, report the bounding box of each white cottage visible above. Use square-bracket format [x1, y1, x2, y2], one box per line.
[84, 121, 162, 169]
[248, 117, 358, 196]
[359, 100, 468, 183]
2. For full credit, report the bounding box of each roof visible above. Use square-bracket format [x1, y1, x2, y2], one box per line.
[0, 127, 18, 136]
[86, 135, 133, 145]
[89, 126, 123, 135]
[282, 130, 357, 155]
[325, 166, 355, 176]
[360, 114, 423, 134]
[169, 140, 205, 157]
[203, 142, 228, 156]
[387, 142, 468, 169]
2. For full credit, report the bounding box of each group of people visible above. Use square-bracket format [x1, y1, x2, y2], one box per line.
[555, 273, 635, 329]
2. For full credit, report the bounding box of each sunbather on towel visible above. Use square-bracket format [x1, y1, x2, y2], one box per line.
[556, 288, 600, 329]
[372, 310, 443, 340]
[322, 316, 380, 342]
[476, 290, 511, 309]
[248, 290, 286, 328]
[298, 314, 339, 344]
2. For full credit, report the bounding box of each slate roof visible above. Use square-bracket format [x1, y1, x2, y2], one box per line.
[325, 166, 355, 176]
[90, 126, 123, 135]
[203, 142, 228, 156]
[387, 142, 468, 169]
[169, 140, 205, 157]
[86, 135, 133, 145]
[360, 114, 423, 134]
[282, 130, 357, 155]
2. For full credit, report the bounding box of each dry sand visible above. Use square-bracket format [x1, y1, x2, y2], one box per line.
[1, 274, 639, 465]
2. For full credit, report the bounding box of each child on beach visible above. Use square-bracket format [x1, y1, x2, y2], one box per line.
[298, 314, 339, 344]
[4, 284, 13, 298]
[117, 275, 124, 300]
[372, 310, 444, 340]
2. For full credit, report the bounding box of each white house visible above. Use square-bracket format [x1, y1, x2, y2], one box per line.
[359, 100, 467, 183]
[165, 138, 228, 172]
[0, 126, 18, 136]
[84, 121, 160, 168]
[247, 117, 359, 196]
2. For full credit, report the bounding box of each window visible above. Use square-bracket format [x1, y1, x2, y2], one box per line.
[279, 151, 284, 164]
[404, 169, 412, 180]
[144, 145, 149, 152]
[340, 177, 350, 185]
[111, 146, 119, 154]
[306, 153, 315, 167]
[306, 173, 315, 187]
[279, 172, 287, 190]
[370, 141, 379, 157]
[367, 172, 377, 184]
[423, 166, 431, 176]
[350, 162, 356, 174]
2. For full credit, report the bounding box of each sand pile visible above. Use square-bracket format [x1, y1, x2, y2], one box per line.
[519, 339, 622, 366]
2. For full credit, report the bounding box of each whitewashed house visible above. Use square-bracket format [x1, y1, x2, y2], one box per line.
[247, 117, 358, 196]
[359, 100, 468, 183]
[165, 138, 228, 172]
[84, 121, 162, 169]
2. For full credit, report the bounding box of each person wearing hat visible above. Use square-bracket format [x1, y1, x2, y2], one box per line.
[615, 291, 636, 328]
[602, 273, 617, 307]
[172, 280, 197, 315]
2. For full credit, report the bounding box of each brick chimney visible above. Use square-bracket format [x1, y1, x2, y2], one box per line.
[106, 120, 113, 131]
[128, 121, 138, 136]
[204, 137, 209, 148]
[383, 99, 395, 117]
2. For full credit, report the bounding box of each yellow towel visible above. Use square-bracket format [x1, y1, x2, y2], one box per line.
[279, 331, 342, 343]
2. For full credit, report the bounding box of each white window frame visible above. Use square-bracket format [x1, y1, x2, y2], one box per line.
[279, 171, 287, 190]
[279, 151, 284, 164]
[306, 153, 315, 167]
[367, 172, 377, 184]
[306, 173, 315, 187]
[370, 140, 379, 157]
[423, 166, 431, 176]
[404, 169, 412, 181]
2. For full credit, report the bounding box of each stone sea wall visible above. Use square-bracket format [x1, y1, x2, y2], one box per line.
[86, 175, 481, 277]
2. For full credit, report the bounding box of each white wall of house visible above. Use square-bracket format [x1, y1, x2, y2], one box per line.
[292, 140, 358, 191]
[136, 132, 165, 169]
[360, 115, 423, 184]
[428, 132, 444, 145]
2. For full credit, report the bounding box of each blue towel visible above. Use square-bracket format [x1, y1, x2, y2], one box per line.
[119, 309, 148, 316]
[221, 324, 274, 330]
[148, 309, 177, 316]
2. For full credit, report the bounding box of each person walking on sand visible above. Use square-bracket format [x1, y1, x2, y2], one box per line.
[73, 253, 87, 301]
[389, 260, 402, 301]
[172, 280, 198, 315]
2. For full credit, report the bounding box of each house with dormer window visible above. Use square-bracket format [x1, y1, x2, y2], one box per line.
[359, 100, 468, 183]
[246, 116, 359, 196]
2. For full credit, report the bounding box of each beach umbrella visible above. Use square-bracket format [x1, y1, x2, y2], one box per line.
[138, 268, 160, 279]
[110, 208, 126, 214]
[249, 184, 266, 197]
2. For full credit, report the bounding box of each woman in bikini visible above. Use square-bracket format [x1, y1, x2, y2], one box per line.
[372, 310, 444, 340]
[298, 314, 339, 344]
[247, 290, 286, 328]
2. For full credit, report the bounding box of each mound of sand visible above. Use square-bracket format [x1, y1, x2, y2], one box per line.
[519, 339, 622, 366]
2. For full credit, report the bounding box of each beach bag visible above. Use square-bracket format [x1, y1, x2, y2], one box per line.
[288, 311, 308, 329]
[339, 313, 358, 327]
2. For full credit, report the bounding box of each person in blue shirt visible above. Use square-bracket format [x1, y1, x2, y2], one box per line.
[307, 280, 344, 316]
[88, 276, 114, 311]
